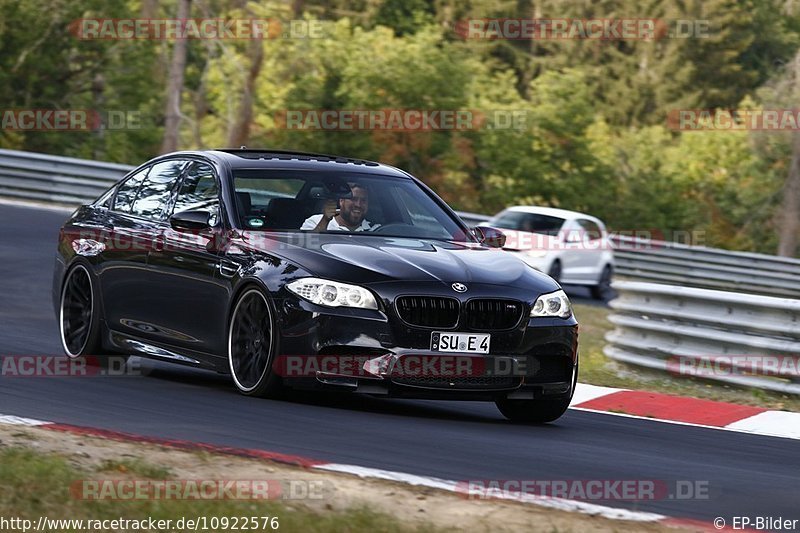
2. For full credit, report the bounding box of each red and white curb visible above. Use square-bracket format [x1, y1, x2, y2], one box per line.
[571, 383, 800, 441]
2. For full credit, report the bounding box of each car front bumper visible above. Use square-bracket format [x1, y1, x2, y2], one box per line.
[273, 283, 578, 401]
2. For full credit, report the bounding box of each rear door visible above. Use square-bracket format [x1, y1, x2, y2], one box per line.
[104, 159, 189, 341]
[564, 218, 605, 282]
[96, 165, 154, 332]
[558, 218, 587, 281]
[144, 161, 230, 357]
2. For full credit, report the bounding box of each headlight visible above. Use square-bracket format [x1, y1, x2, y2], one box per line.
[287, 277, 379, 310]
[530, 289, 572, 318]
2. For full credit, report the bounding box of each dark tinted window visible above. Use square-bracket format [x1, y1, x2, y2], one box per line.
[234, 176, 305, 215]
[130, 160, 188, 220]
[577, 219, 602, 241]
[172, 163, 219, 219]
[490, 211, 565, 236]
[113, 167, 149, 213]
[94, 186, 116, 208]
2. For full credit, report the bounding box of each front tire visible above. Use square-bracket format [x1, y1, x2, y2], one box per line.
[228, 287, 283, 398]
[495, 361, 578, 423]
[496, 395, 572, 423]
[547, 260, 562, 284]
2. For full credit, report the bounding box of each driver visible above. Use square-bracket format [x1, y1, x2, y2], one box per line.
[301, 182, 379, 232]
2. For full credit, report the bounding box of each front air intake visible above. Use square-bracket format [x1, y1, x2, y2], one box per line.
[464, 299, 524, 330]
[395, 296, 460, 328]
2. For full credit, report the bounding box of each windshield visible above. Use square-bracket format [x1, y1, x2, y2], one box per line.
[230, 169, 472, 241]
[489, 210, 565, 236]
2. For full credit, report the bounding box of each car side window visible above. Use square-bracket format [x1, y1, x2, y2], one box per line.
[577, 219, 602, 241]
[130, 160, 189, 220]
[172, 162, 220, 221]
[113, 167, 149, 213]
[94, 186, 116, 209]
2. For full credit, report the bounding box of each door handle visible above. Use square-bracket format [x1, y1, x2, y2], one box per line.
[218, 261, 240, 277]
[151, 233, 166, 253]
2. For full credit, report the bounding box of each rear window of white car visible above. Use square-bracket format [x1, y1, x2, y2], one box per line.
[490, 211, 565, 236]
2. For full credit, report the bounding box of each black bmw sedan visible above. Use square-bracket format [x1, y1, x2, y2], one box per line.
[53, 149, 578, 422]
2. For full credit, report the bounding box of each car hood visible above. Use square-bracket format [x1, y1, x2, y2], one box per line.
[240, 232, 559, 291]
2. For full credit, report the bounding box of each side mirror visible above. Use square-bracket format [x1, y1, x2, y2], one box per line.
[473, 225, 507, 248]
[169, 210, 212, 231]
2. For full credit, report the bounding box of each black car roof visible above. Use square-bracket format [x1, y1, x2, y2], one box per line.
[163, 149, 411, 178]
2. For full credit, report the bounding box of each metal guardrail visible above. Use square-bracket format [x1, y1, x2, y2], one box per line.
[604, 280, 800, 394]
[612, 235, 800, 299]
[0, 149, 132, 206]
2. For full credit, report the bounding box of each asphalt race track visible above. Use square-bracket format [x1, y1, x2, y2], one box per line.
[0, 202, 797, 523]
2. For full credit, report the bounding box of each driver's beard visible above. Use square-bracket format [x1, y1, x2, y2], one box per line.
[340, 209, 363, 227]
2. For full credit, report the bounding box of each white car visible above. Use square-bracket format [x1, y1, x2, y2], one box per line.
[484, 206, 614, 299]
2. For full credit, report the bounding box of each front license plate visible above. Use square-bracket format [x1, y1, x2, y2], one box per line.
[431, 332, 490, 354]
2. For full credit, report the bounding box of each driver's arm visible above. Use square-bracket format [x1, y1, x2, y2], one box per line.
[311, 199, 339, 232]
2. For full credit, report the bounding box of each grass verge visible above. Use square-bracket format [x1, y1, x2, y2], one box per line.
[0, 447, 434, 533]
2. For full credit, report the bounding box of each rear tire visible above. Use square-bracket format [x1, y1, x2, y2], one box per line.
[59, 263, 102, 358]
[228, 287, 283, 398]
[59, 263, 128, 369]
[590, 265, 613, 300]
